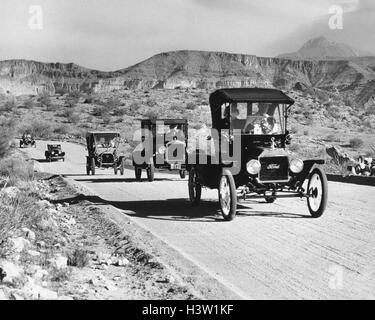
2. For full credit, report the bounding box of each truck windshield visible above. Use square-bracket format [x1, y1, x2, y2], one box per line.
[226, 102, 286, 135]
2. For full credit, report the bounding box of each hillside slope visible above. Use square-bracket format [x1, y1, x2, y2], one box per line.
[1, 50, 375, 106]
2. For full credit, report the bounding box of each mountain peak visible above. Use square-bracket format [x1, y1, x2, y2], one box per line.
[301, 36, 330, 49]
[277, 36, 372, 60]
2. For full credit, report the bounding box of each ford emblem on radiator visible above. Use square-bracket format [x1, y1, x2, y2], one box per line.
[267, 163, 280, 170]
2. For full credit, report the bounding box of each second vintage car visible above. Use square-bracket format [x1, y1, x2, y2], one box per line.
[187, 88, 328, 221]
[45, 144, 65, 162]
[86, 131, 125, 175]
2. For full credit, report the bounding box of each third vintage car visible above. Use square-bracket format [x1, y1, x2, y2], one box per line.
[187, 88, 328, 221]
[132, 119, 188, 181]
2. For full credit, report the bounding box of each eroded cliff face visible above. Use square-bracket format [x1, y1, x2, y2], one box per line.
[0, 60, 109, 95]
[1, 52, 375, 99]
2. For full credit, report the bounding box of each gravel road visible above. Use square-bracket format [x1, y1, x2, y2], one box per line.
[22, 140, 375, 299]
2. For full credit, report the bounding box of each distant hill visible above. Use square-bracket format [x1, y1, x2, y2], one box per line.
[277, 36, 373, 60]
[1, 48, 375, 107]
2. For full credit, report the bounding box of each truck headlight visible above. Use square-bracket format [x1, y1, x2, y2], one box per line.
[158, 146, 166, 154]
[290, 159, 304, 173]
[246, 160, 261, 175]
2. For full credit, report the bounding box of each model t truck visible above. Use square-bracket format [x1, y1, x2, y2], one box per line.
[86, 131, 125, 175]
[45, 144, 65, 162]
[187, 88, 328, 221]
[132, 119, 188, 181]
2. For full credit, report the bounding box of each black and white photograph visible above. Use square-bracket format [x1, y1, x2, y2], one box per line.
[0, 0, 374, 304]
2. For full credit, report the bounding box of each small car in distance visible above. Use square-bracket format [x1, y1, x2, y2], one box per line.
[45, 144, 65, 162]
[86, 131, 125, 175]
[187, 88, 328, 221]
[19, 133, 36, 148]
[132, 119, 188, 181]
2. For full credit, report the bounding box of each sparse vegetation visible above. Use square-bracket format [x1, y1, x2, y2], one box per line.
[349, 137, 364, 148]
[67, 248, 90, 268]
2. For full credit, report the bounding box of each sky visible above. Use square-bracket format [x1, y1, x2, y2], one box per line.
[0, 0, 373, 71]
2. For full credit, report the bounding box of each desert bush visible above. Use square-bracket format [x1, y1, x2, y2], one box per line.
[0, 98, 16, 113]
[349, 137, 364, 148]
[38, 93, 51, 109]
[63, 108, 80, 124]
[325, 133, 340, 142]
[144, 110, 158, 120]
[55, 87, 69, 95]
[67, 248, 90, 268]
[112, 106, 127, 117]
[102, 113, 112, 125]
[0, 157, 34, 187]
[0, 118, 15, 159]
[50, 267, 72, 282]
[53, 124, 70, 135]
[186, 102, 196, 110]
[23, 120, 53, 138]
[146, 98, 157, 108]
[20, 98, 35, 109]
[92, 105, 107, 117]
[127, 101, 142, 116]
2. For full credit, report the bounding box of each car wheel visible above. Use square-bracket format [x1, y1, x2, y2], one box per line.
[120, 160, 125, 175]
[188, 167, 201, 206]
[218, 169, 237, 221]
[91, 158, 96, 175]
[307, 167, 328, 218]
[147, 163, 154, 182]
[265, 196, 276, 203]
[134, 166, 142, 181]
[179, 170, 186, 179]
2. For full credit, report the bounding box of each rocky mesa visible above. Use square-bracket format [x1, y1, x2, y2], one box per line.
[1, 41, 375, 106]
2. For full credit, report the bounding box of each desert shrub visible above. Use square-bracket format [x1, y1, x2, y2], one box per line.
[0, 117, 15, 159]
[83, 95, 94, 104]
[146, 98, 157, 107]
[67, 248, 89, 268]
[349, 137, 364, 148]
[303, 130, 309, 136]
[127, 101, 142, 116]
[38, 93, 51, 109]
[112, 106, 127, 117]
[325, 133, 340, 142]
[50, 267, 72, 282]
[63, 108, 80, 124]
[92, 105, 107, 117]
[23, 120, 53, 138]
[144, 110, 158, 120]
[102, 113, 112, 125]
[0, 99, 16, 113]
[55, 87, 69, 95]
[0, 157, 34, 187]
[20, 98, 35, 109]
[326, 105, 341, 118]
[53, 124, 70, 135]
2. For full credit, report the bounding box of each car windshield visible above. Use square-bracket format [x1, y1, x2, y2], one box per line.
[224, 102, 286, 135]
[156, 123, 185, 142]
[94, 133, 119, 148]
